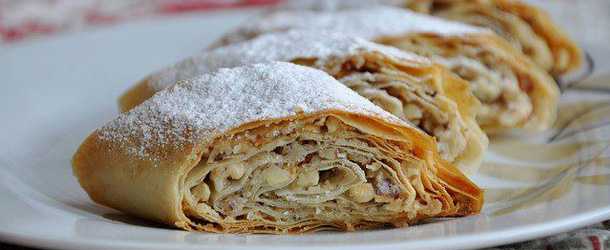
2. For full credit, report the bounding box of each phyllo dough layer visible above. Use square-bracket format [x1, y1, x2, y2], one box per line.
[214, 7, 559, 133]
[119, 31, 487, 172]
[74, 62, 482, 233]
[406, 0, 582, 76]
[278, 0, 582, 76]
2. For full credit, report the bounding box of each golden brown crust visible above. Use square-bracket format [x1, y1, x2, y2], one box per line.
[73, 110, 483, 233]
[436, 159, 483, 215]
[199, 7, 559, 133]
[117, 48, 488, 172]
[491, 0, 582, 75]
[376, 32, 559, 133]
[118, 76, 157, 113]
[299, 51, 487, 171]
[72, 123, 198, 226]
[75, 62, 483, 233]
[379, 53, 487, 171]
[408, 0, 582, 75]
[473, 33, 559, 132]
[436, 68, 488, 172]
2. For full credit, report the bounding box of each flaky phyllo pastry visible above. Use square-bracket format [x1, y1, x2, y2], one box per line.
[215, 7, 559, 133]
[406, 0, 582, 76]
[73, 62, 483, 233]
[280, 0, 583, 76]
[119, 31, 487, 172]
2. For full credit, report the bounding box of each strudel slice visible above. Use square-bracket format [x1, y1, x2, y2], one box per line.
[214, 7, 560, 133]
[73, 62, 483, 233]
[119, 31, 487, 172]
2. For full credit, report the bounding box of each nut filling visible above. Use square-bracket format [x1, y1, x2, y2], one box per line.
[297, 53, 467, 163]
[384, 35, 533, 128]
[184, 116, 451, 232]
[430, 5, 556, 73]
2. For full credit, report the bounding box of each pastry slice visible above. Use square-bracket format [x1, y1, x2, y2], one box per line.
[119, 31, 487, 172]
[73, 62, 483, 233]
[278, 0, 583, 76]
[406, 0, 582, 76]
[214, 6, 559, 133]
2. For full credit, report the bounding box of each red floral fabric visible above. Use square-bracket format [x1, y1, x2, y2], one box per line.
[0, 0, 278, 42]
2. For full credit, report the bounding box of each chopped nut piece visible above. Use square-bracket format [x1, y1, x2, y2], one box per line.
[192, 183, 211, 202]
[232, 144, 242, 154]
[210, 167, 226, 191]
[262, 166, 291, 188]
[325, 116, 341, 133]
[374, 174, 400, 198]
[296, 169, 319, 187]
[365, 162, 382, 171]
[227, 164, 245, 180]
[347, 183, 375, 203]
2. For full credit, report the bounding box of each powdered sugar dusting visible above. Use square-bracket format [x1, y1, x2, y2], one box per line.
[149, 30, 430, 91]
[100, 62, 410, 161]
[221, 6, 489, 45]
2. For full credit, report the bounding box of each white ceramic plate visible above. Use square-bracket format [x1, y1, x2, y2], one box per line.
[1, 7, 610, 250]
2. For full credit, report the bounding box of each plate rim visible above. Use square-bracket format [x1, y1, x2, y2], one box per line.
[0, 171, 608, 250]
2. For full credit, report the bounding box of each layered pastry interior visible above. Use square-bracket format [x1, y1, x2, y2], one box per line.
[377, 34, 549, 130]
[119, 31, 485, 170]
[184, 114, 473, 232]
[407, 0, 582, 75]
[209, 7, 558, 132]
[295, 53, 471, 165]
[74, 62, 482, 233]
[278, 0, 581, 75]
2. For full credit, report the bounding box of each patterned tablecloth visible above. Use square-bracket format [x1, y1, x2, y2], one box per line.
[1, 0, 608, 249]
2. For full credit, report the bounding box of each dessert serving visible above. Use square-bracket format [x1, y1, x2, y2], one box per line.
[214, 7, 559, 133]
[73, 62, 483, 233]
[280, 0, 583, 76]
[406, 0, 583, 76]
[119, 31, 488, 172]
